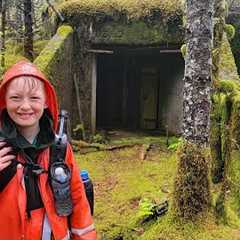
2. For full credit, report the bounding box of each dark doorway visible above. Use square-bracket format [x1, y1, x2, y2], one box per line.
[96, 49, 184, 132]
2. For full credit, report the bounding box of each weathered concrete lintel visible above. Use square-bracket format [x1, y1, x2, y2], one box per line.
[93, 21, 184, 46]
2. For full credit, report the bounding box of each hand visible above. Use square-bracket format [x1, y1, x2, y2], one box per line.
[0, 142, 15, 172]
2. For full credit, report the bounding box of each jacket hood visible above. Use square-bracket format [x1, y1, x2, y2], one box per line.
[0, 60, 58, 131]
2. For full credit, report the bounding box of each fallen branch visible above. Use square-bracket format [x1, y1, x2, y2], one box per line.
[72, 140, 141, 154]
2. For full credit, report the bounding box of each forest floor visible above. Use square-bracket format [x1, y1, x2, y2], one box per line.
[74, 131, 240, 240]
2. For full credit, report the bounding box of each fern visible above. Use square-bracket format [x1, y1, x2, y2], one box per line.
[136, 198, 155, 220]
[167, 137, 183, 151]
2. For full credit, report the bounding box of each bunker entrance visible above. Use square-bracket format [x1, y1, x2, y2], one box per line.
[96, 48, 184, 133]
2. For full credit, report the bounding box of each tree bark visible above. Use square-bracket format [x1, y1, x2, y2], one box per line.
[173, 0, 214, 220]
[23, 0, 33, 60]
[213, 0, 227, 80]
[182, 0, 214, 145]
[15, 0, 24, 43]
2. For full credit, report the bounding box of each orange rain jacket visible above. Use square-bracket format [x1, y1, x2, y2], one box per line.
[0, 60, 97, 240]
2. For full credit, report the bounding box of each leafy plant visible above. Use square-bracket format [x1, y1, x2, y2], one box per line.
[73, 123, 84, 139]
[168, 137, 183, 151]
[136, 198, 155, 221]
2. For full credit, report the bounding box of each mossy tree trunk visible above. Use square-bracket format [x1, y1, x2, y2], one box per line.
[213, 0, 227, 81]
[174, 0, 214, 220]
[210, 0, 227, 184]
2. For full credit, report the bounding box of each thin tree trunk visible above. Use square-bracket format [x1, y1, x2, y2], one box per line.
[16, 0, 24, 43]
[23, 0, 33, 60]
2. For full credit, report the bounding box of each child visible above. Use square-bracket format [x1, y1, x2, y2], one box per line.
[0, 60, 96, 240]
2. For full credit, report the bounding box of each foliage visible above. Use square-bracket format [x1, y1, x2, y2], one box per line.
[0, 38, 49, 76]
[73, 123, 85, 139]
[136, 198, 155, 221]
[91, 133, 107, 144]
[224, 24, 235, 40]
[167, 137, 183, 151]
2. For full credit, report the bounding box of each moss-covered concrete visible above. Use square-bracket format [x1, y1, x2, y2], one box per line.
[34, 25, 73, 79]
[58, 0, 184, 46]
[34, 24, 74, 115]
[58, 0, 183, 20]
[227, 13, 240, 76]
[93, 20, 183, 45]
[218, 33, 240, 82]
[210, 93, 225, 183]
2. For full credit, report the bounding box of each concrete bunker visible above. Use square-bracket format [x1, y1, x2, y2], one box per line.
[36, 0, 187, 135]
[35, 1, 240, 138]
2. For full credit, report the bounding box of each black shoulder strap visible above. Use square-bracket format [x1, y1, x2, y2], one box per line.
[0, 160, 18, 192]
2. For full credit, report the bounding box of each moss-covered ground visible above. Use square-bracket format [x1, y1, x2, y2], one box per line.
[75, 132, 240, 240]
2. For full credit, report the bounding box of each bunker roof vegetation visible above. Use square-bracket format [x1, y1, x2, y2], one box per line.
[59, 0, 184, 21]
[58, 0, 184, 45]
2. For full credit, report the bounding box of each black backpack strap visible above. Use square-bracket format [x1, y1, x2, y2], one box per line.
[0, 160, 18, 192]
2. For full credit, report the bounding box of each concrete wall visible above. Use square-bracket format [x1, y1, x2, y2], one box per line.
[34, 25, 75, 125]
[71, 31, 94, 132]
[157, 54, 184, 134]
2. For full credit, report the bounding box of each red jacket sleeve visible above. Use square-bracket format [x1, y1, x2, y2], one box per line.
[65, 144, 97, 240]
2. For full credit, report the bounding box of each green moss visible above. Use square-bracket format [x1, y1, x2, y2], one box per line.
[139, 213, 240, 240]
[218, 33, 240, 82]
[173, 142, 211, 220]
[228, 151, 240, 217]
[59, 0, 183, 20]
[56, 25, 73, 37]
[210, 93, 224, 183]
[57, 0, 184, 45]
[76, 135, 176, 239]
[215, 80, 240, 145]
[180, 44, 186, 58]
[231, 94, 240, 143]
[218, 80, 240, 95]
[224, 24, 235, 40]
[34, 24, 73, 85]
[74, 134, 240, 239]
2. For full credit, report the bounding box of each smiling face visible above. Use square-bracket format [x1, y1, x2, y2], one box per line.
[5, 76, 47, 137]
